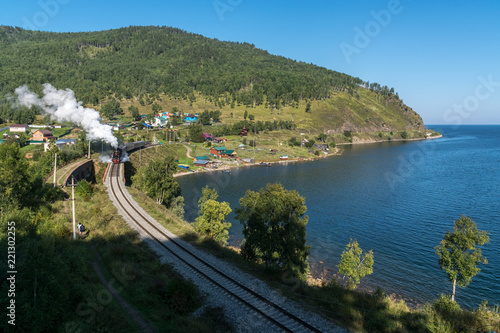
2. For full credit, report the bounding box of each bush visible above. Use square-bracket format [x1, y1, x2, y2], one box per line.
[289, 137, 300, 147]
[433, 295, 461, 317]
[169, 196, 185, 219]
[305, 140, 315, 148]
[75, 179, 93, 199]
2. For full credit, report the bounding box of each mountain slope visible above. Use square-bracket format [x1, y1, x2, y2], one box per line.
[0, 25, 424, 132]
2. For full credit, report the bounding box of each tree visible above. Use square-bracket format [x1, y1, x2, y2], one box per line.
[209, 110, 221, 123]
[0, 142, 31, 213]
[132, 156, 181, 206]
[243, 110, 248, 120]
[317, 133, 327, 143]
[152, 102, 163, 113]
[435, 215, 490, 302]
[305, 101, 311, 113]
[248, 114, 255, 121]
[236, 183, 310, 279]
[199, 110, 211, 125]
[100, 99, 123, 119]
[188, 123, 204, 143]
[128, 105, 139, 120]
[337, 239, 374, 289]
[195, 186, 232, 246]
[305, 139, 315, 148]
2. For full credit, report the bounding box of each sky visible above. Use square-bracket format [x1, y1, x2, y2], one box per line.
[2, 0, 500, 125]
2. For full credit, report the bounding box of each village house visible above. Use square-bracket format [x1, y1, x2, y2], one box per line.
[314, 143, 329, 152]
[240, 126, 248, 137]
[213, 137, 227, 143]
[10, 124, 29, 133]
[202, 133, 214, 141]
[30, 129, 56, 143]
[210, 146, 236, 159]
[193, 156, 210, 162]
[44, 138, 76, 152]
[193, 155, 215, 167]
[184, 114, 198, 123]
[155, 116, 168, 127]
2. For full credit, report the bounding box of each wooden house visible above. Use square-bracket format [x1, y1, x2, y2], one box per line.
[30, 130, 56, 143]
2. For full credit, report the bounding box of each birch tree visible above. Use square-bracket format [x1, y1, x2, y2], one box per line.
[435, 215, 490, 302]
[338, 239, 374, 290]
[195, 186, 232, 246]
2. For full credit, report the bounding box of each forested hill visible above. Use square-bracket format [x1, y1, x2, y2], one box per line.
[0, 25, 424, 132]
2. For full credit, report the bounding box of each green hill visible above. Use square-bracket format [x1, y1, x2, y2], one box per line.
[0, 25, 424, 132]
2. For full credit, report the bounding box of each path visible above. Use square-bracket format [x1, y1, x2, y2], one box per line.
[91, 260, 156, 333]
[183, 144, 194, 159]
[52, 159, 156, 333]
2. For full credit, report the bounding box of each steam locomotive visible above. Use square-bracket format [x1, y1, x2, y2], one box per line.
[112, 141, 146, 163]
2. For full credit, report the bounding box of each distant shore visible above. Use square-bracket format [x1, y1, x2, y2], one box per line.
[174, 135, 443, 178]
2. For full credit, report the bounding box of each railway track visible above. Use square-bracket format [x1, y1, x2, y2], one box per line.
[107, 163, 343, 333]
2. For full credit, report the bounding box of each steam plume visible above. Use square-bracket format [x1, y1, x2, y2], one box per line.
[14, 84, 118, 148]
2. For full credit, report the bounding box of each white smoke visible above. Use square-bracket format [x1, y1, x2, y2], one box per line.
[121, 150, 130, 162]
[100, 155, 112, 163]
[14, 84, 118, 148]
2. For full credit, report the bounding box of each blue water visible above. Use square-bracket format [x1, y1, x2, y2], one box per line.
[178, 125, 500, 308]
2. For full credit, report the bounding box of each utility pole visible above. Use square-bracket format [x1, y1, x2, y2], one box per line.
[53, 153, 57, 187]
[88, 140, 91, 159]
[71, 177, 76, 240]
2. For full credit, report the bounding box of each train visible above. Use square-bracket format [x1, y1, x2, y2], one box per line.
[112, 141, 146, 163]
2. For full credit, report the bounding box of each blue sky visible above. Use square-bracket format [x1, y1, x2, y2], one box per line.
[3, 0, 500, 124]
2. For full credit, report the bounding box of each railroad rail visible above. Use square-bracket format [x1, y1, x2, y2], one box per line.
[106, 163, 337, 333]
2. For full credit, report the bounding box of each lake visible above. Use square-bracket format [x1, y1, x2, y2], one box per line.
[178, 125, 500, 308]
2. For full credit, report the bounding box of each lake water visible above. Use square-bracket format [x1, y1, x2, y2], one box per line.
[178, 125, 500, 308]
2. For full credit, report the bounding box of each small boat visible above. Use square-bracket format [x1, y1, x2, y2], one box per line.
[222, 169, 231, 173]
[259, 162, 272, 167]
[279, 155, 289, 160]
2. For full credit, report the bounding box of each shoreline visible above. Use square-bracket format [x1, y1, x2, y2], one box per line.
[174, 135, 443, 178]
[175, 134, 444, 308]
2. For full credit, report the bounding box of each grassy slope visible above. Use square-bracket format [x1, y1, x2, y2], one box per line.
[110, 87, 423, 135]
[23, 167, 233, 332]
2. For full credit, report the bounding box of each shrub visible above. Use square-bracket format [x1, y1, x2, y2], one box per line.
[75, 180, 93, 199]
[289, 137, 300, 147]
[433, 295, 461, 317]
